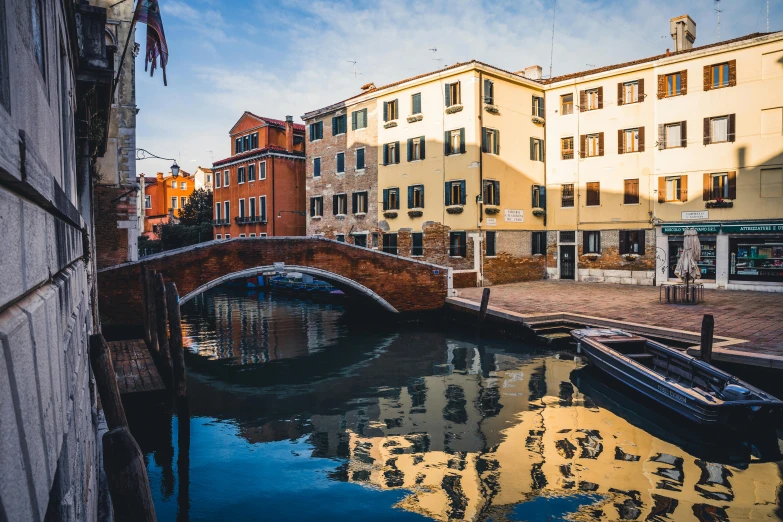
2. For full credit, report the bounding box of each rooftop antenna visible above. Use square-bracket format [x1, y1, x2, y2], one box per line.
[714, 0, 723, 40]
[549, 0, 557, 79]
[346, 59, 358, 78]
[586, 63, 596, 68]
[429, 48, 443, 68]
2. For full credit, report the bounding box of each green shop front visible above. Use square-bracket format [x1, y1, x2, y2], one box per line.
[659, 222, 783, 288]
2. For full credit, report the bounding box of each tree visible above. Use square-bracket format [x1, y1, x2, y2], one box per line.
[150, 189, 214, 253]
[178, 188, 213, 226]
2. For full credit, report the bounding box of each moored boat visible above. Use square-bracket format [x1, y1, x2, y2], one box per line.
[571, 328, 783, 427]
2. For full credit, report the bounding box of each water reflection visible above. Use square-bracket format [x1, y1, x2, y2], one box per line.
[132, 287, 783, 522]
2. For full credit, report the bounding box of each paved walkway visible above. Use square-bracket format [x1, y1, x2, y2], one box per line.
[458, 281, 783, 357]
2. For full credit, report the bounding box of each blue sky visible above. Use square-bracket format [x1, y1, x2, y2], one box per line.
[134, 0, 783, 175]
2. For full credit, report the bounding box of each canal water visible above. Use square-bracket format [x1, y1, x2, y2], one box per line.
[130, 285, 783, 521]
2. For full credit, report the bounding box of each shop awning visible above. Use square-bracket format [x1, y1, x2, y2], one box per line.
[721, 223, 783, 233]
[661, 224, 720, 235]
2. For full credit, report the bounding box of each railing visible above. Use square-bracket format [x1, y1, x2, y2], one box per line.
[212, 219, 230, 226]
[235, 216, 268, 225]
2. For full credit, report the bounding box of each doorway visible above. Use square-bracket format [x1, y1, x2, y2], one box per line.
[560, 245, 575, 280]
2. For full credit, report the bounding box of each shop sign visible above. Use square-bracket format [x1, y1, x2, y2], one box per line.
[504, 209, 524, 223]
[681, 211, 708, 220]
[485, 218, 497, 226]
[661, 224, 720, 235]
[722, 223, 783, 233]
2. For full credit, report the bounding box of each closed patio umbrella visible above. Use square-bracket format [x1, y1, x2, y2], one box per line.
[675, 228, 701, 300]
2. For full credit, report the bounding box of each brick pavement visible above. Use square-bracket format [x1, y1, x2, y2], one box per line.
[458, 281, 783, 356]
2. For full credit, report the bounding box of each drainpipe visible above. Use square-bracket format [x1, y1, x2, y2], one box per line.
[478, 70, 485, 285]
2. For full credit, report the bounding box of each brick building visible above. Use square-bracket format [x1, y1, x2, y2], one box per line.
[212, 112, 306, 238]
[302, 91, 380, 245]
[140, 170, 197, 238]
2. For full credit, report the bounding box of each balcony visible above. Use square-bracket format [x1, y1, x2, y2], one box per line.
[235, 216, 268, 225]
[212, 219, 230, 226]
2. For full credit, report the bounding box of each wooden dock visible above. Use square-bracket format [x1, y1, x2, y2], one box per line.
[108, 339, 166, 395]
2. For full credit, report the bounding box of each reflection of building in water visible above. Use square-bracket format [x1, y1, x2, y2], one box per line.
[304, 352, 781, 521]
[181, 291, 344, 364]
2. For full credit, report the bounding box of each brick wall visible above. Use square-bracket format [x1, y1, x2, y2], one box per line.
[483, 230, 546, 285]
[98, 237, 450, 324]
[95, 184, 136, 268]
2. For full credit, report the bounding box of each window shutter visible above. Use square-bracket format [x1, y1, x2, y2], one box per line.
[681, 70, 687, 95]
[383, 189, 389, 210]
[310, 198, 315, 217]
[681, 175, 688, 202]
[494, 181, 500, 205]
[531, 185, 537, 207]
[444, 182, 451, 205]
[579, 90, 586, 111]
[460, 234, 467, 258]
[332, 117, 337, 136]
[484, 128, 490, 153]
[703, 117, 711, 145]
[444, 131, 451, 155]
[420, 136, 426, 159]
[580, 134, 587, 159]
[539, 97, 545, 118]
[597, 87, 603, 109]
[658, 124, 665, 150]
[728, 114, 736, 142]
[383, 101, 388, 122]
[333, 195, 338, 215]
[459, 128, 465, 154]
[407, 139, 412, 162]
[657, 74, 665, 99]
[393, 99, 398, 118]
[309, 125, 314, 141]
[703, 64, 712, 92]
[408, 186, 413, 208]
[681, 121, 687, 148]
[459, 181, 466, 205]
[456, 82, 460, 104]
[637, 231, 646, 255]
[539, 185, 546, 209]
[619, 232, 628, 255]
[531, 96, 536, 115]
[617, 83, 623, 106]
[597, 232, 601, 253]
[703, 173, 711, 201]
[598, 132, 604, 156]
[352, 111, 357, 130]
[420, 185, 425, 207]
[728, 171, 737, 199]
[352, 192, 358, 213]
[658, 176, 666, 203]
[395, 141, 400, 163]
[638, 126, 645, 152]
[494, 129, 500, 154]
[382, 144, 389, 165]
[618, 129, 625, 155]
[356, 148, 364, 169]
[582, 231, 589, 253]
[445, 84, 451, 107]
[728, 59, 737, 87]
[638, 79, 644, 101]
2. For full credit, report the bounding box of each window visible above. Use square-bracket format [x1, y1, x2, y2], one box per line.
[561, 184, 574, 208]
[624, 179, 639, 204]
[250, 233, 256, 237]
[310, 121, 324, 141]
[530, 137, 544, 161]
[352, 191, 368, 214]
[707, 172, 732, 200]
[332, 114, 347, 136]
[180, 181, 186, 190]
[620, 128, 640, 153]
[664, 177, 684, 202]
[251, 132, 258, 149]
[411, 232, 423, 256]
[532, 232, 546, 255]
[215, 202, 222, 221]
[445, 82, 461, 107]
[411, 92, 422, 114]
[531, 185, 545, 208]
[259, 161, 267, 180]
[663, 72, 684, 97]
[224, 201, 230, 220]
[356, 148, 365, 171]
[310, 196, 324, 217]
[532, 96, 545, 118]
[560, 137, 574, 160]
[239, 198, 246, 218]
[486, 231, 496, 257]
[444, 180, 466, 206]
[313, 157, 321, 177]
[353, 234, 367, 247]
[180, 196, 187, 208]
[622, 81, 639, 104]
[237, 167, 246, 184]
[483, 180, 500, 206]
[583, 133, 602, 157]
[383, 188, 400, 210]
[249, 197, 256, 219]
[482, 127, 499, 154]
[31, 0, 45, 75]
[408, 136, 425, 161]
[382, 233, 398, 255]
[444, 128, 465, 155]
[384, 99, 398, 121]
[352, 108, 367, 130]
[224, 170, 230, 186]
[449, 232, 467, 257]
[711, 62, 730, 89]
[171, 180, 176, 188]
[235, 137, 242, 154]
[619, 230, 646, 255]
[216, 234, 222, 240]
[259, 196, 267, 220]
[408, 184, 425, 208]
[705, 115, 735, 144]
[661, 122, 686, 149]
[583, 231, 601, 254]
[145, 195, 151, 208]
[215, 171, 221, 188]
[372, 233, 379, 248]
[561, 94, 573, 115]
[584, 88, 601, 110]
[225, 234, 231, 239]
[333, 193, 347, 215]
[243, 135, 250, 152]
[248, 163, 256, 182]
[336, 152, 345, 174]
[382, 142, 400, 165]
[483, 79, 494, 104]
[336, 234, 345, 242]
[586, 182, 600, 206]
[206, 174, 211, 183]
[170, 197, 177, 209]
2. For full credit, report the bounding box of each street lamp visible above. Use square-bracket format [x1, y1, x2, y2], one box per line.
[126, 148, 181, 178]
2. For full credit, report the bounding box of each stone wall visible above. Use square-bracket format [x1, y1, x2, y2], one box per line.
[577, 229, 656, 285]
[95, 184, 137, 269]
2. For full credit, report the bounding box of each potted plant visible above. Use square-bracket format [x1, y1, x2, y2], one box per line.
[446, 205, 464, 214]
[408, 209, 423, 218]
[484, 206, 500, 215]
[706, 198, 733, 209]
[623, 253, 640, 261]
[532, 207, 546, 217]
[383, 210, 398, 219]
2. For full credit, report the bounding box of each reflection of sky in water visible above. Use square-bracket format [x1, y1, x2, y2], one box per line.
[136, 286, 783, 522]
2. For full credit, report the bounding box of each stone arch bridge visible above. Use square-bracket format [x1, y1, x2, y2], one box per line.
[98, 237, 453, 325]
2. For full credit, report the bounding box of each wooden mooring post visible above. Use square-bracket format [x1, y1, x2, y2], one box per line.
[89, 334, 128, 429]
[145, 269, 160, 355]
[476, 288, 491, 337]
[103, 427, 157, 522]
[140, 265, 151, 348]
[154, 273, 173, 386]
[165, 282, 188, 398]
[700, 314, 715, 364]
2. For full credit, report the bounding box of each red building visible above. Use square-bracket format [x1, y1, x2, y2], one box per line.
[212, 112, 307, 238]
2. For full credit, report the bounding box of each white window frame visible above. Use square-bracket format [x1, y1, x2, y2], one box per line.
[586, 134, 600, 157]
[711, 116, 729, 143]
[666, 177, 682, 202]
[239, 198, 246, 218]
[355, 191, 368, 214]
[215, 202, 222, 221]
[225, 234, 231, 239]
[170, 196, 177, 209]
[665, 123, 682, 149]
[624, 81, 638, 104]
[259, 161, 267, 180]
[586, 88, 599, 110]
[355, 147, 365, 172]
[144, 195, 151, 208]
[259, 195, 267, 220]
[224, 200, 230, 220]
[180, 196, 187, 208]
[623, 128, 639, 153]
[335, 193, 347, 216]
[180, 181, 186, 190]
[249, 197, 256, 218]
[216, 234, 222, 239]
[259, 233, 267, 237]
[312, 196, 323, 217]
[250, 233, 256, 237]
[239, 233, 246, 237]
[223, 170, 230, 186]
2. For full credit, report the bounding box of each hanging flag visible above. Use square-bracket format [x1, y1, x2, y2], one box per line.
[134, 0, 169, 86]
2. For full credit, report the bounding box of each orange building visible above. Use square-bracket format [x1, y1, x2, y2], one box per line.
[212, 112, 306, 238]
[140, 170, 196, 238]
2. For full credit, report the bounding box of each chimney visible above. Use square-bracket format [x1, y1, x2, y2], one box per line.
[670, 15, 696, 52]
[361, 82, 376, 92]
[285, 115, 294, 152]
[523, 65, 543, 80]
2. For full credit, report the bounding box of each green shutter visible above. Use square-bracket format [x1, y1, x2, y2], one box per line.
[352, 111, 357, 130]
[383, 102, 388, 122]
[530, 137, 535, 160]
[407, 139, 412, 162]
[459, 180, 466, 205]
[494, 181, 500, 205]
[382, 189, 389, 210]
[352, 192, 358, 213]
[332, 117, 337, 136]
[445, 84, 451, 107]
[483, 128, 489, 153]
[382, 144, 388, 165]
[420, 185, 425, 207]
[395, 142, 400, 163]
[494, 129, 500, 154]
[444, 182, 451, 205]
[444, 131, 451, 155]
[540, 186, 546, 209]
[420, 136, 425, 159]
[459, 128, 465, 153]
[408, 186, 413, 208]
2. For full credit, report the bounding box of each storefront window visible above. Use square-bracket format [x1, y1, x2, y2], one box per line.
[730, 238, 783, 282]
[669, 235, 717, 279]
